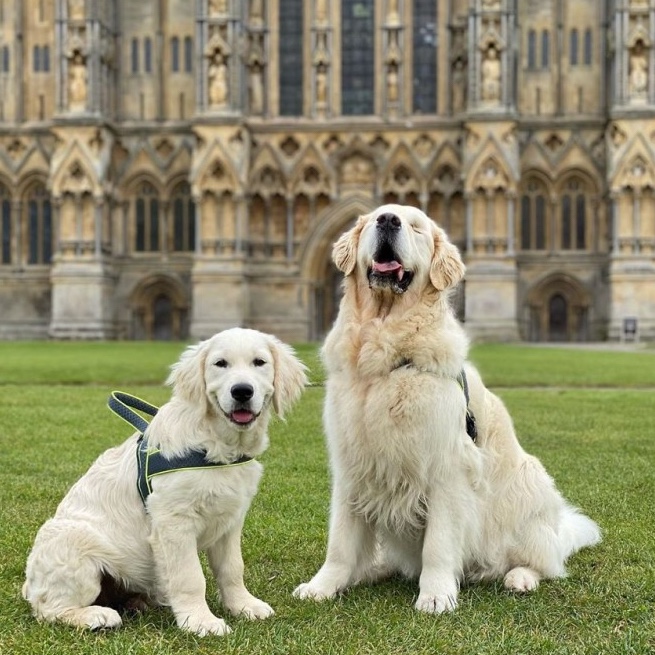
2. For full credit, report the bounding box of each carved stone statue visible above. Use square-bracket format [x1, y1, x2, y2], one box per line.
[316, 63, 327, 106]
[68, 52, 87, 111]
[481, 44, 501, 102]
[387, 65, 399, 103]
[249, 64, 263, 114]
[452, 57, 467, 113]
[208, 52, 228, 107]
[629, 41, 648, 97]
[68, 0, 85, 20]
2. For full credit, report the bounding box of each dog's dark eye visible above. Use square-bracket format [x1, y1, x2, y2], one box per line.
[214, 359, 228, 368]
[253, 358, 267, 367]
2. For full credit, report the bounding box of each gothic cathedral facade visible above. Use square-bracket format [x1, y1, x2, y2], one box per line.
[0, 0, 654, 342]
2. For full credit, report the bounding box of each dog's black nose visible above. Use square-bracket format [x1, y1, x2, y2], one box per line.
[231, 383, 254, 402]
[376, 212, 401, 231]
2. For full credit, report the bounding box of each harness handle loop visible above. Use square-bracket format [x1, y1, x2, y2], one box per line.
[108, 391, 159, 435]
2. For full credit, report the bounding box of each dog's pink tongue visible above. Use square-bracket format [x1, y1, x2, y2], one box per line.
[232, 410, 254, 424]
[373, 261, 402, 273]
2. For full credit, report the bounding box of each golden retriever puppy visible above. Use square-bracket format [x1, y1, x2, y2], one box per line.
[294, 204, 600, 613]
[24, 328, 307, 636]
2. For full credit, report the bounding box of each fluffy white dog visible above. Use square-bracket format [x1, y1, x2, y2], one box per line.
[23, 328, 307, 636]
[294, 204, 601, 613]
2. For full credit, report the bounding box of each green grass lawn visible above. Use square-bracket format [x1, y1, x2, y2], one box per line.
[0, 342, 653, 654]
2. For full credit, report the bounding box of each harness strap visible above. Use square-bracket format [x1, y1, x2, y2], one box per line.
[456, 370, 478, 443]
[107, 390, 254, 506]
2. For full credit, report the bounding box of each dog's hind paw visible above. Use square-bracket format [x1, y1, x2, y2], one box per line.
[60, 605, 122, 631]
[415, 592, 458, 615]
[503, 566, 540, 593]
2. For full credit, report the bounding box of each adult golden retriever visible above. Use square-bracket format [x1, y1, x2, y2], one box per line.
[294, 204, 600, 613]
[24, 328, 307, 636]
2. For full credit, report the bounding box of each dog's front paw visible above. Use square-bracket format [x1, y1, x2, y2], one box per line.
[177, 613, 231, 637]
[232, 598, 275, 620]
[504, 566, 540, 593]
[293, 581, 338, 602]
[415, 591, 458, 615]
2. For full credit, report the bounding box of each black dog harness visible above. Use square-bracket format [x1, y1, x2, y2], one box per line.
[107, 391, 253, 505]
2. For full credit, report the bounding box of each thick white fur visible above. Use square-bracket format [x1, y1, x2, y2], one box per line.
[23, 328, 307, 636]
[294, 204, 601, 613]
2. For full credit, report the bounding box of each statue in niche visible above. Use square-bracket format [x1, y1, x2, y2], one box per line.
[316, 0, 328, 25]
[481, 43, 501, 102]
[68, 51, 87, 111]
[249, 63, 264, 114]
[452, 57, 467, 113]
[629, 40, 648, 97]
[387, 0, 400, 26]
[387, 65, 399, 103]
[316, 63, 327, 106]
[208, 0, 228, 17]
[208, 51, 229, 107]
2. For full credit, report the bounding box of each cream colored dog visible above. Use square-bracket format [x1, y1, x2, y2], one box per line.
[294, 204, 600, 613]
[24, 328, 307, 636]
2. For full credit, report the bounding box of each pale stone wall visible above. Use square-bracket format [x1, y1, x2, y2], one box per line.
[0, 0, 653, 342]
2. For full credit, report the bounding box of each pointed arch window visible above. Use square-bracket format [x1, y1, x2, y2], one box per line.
[413, 0, 437, 113]
[279, 0, 304, 116]
[135, 182, 160, 252]
[184, 36, 193, 73]
[527, 29, 536, 69]
[144, 38, 153, 73]
[26, 184, 52, 264]
[560, 177, 588, 250]
[2, 46, 10, 73]
[541, 30, 550, 69]
[131, 38, 139, 73]
[583, 28, 592, 66]
[171, 36, 180, 72]
[171, 182, 195, 252]
[1, 185, 11, 264]
[342, 0, 375, 115]
[570, 28, 579, 66]
[520, 179, 547, 250]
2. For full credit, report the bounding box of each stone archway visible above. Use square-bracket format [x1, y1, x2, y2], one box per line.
[130, 274, 189, 340]
[300, 195, 375, 340]
[527, 273, 591, 342]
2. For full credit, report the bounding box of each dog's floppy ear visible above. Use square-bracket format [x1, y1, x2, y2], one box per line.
[267, 335, 308, 418]
[166, 339, 209, 402]
[429, 226, 466, 291]
[332, 214, 367, 275]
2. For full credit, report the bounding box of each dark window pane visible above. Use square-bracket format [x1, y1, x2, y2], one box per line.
[535, 195, 546, 249]
[576, 194, 585, 249]
[136, 198, 145, 251]
[150, 198, 159, 250]
[570, 29, 578, 66]
[33, 45, 40, 72]
[528, 30, 536, 69]
[28, 200, 38, 263]
[173, 198, 184, 251]
[541, 31, 549, 69]
[521, 195, 530, 250]
[2, 46, 9, 72]
[342, 0, 375, 115]
[2, 199, 10, 264]
[131, 38, 139, 73]
[584, 29, 592, 66]
[43, 45, 50, 72]
[144, 38, 152, 73]
[188, 198, 195, 251]
[184, 36, 193, 73]
[561, 195, 571, 249]
[43, 199, 52, 263]
[171, 37, 179, 72]
[279, 0, 303, 116]
[413, 0, 437, 113]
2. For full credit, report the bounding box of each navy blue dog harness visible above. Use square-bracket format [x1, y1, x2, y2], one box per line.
[107, 391, 253, 505]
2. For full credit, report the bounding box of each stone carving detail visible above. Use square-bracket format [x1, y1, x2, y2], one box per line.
[68, 51, 87, 112]
[68, 0, 85, 20]
[481, 43, 501, 103]
[629, 39, 648, 100]
[312, 3, 331, 117]
[208, 50, 229, 108]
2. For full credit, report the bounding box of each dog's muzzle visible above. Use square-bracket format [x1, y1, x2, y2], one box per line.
[367, 213, 414, 293]
[227, 383, 258, 426]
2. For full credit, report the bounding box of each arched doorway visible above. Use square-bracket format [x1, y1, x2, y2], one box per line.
[548, 294, 568, 342]
[300, 195, 375, 340]
[130, 275, 189, 340]
[526, 274, 591, 342]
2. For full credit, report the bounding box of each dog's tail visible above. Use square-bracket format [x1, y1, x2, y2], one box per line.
[559, 506, 602, 558]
